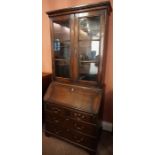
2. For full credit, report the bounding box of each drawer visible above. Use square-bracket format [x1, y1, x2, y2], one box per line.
[46, 125, 97, 150]
[72, 120, 98, 136]
[45, 121, 64, 137]
[45, 110, 98, 136]
[45, 102, 97, 124]
[66, 129, 97, 149]
[70, 111, 97, 124]
[45, 111, 62, 125]
[45, 121, 97, 150]
[45, 103, 65, 115]
[45, 111, 71, 127]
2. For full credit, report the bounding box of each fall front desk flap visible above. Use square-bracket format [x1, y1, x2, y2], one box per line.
[44, 82, 103, 114]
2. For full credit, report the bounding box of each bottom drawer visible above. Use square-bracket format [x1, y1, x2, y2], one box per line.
[45, 121, 65, 137]
[45, 121, 97, 150]
[68, 130, 97, 149]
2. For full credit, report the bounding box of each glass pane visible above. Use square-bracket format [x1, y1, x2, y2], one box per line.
[53, 17, 70, 41]
[53, 16, 71, 79]
[79, 41, 100, 61]
[79, 16, 100, 40]
[55, 60, 70, 78]
[54, 41, 70, 59]
[79, 62, 99, 81]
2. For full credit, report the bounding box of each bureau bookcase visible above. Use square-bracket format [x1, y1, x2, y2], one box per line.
[44, 2, 111, 155]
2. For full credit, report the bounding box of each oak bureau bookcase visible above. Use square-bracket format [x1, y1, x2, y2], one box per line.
[44, 1, 111, 155]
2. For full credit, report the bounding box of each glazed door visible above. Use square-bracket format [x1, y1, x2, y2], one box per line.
[51, 14, 74, 81]
[50, 10, 108, 85]
[74, 10, 107, 85]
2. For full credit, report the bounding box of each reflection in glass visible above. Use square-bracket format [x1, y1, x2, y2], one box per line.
[53, 20, 70, 41]
[55, 60, 70, 78]
[78, 16, 100, 81]
[53, 16, 71, 79]
[79, 16, 100, 40]
[79, 41, 99, 61]
[79, 62, 98, 81]
[54, 41, 70, 59]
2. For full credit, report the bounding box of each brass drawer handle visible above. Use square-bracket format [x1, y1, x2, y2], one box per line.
[73, 113, 86, 121]
[54, 119, 59, 123]
[53, 108, 60, 114]
[55, 130, 61, 134]
[78, 113, 81, 116]
[74, 123, 83, 130]
[71, 88, 74, 92]
[77, 138, 84, 143]
[81, 115, 85, 119]
[74, 113, 77, 116]
[74, 136, 84, 143]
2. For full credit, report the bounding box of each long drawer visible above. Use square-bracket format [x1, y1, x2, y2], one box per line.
[45, 110, 99, 137]
[45, 102, 97, 124]
[45, 121, 98, 150]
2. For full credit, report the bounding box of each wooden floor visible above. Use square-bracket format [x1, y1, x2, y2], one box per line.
[42, 130, 113, 155]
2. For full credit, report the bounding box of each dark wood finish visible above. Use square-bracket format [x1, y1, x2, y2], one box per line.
[51, 14, 71, 82]
[45, 105, 99, 136]
[45, 102, 98, 124]
[75, 10, 104, 85]
[49, 5, 110, 85]
[44, 82, 102, 154]
[42, 73, 52, 96]
[100, 11, 109, 86]
[44, 102, 101, 154]
[46, 1, 111, 17]
[44, 82, 102, 114]
[70, 14, 75, 82]
[42, 73, 52, 123]
[44, 2, 111, 155]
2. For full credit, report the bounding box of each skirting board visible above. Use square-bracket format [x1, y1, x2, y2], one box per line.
[102, 121, 113, 132]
